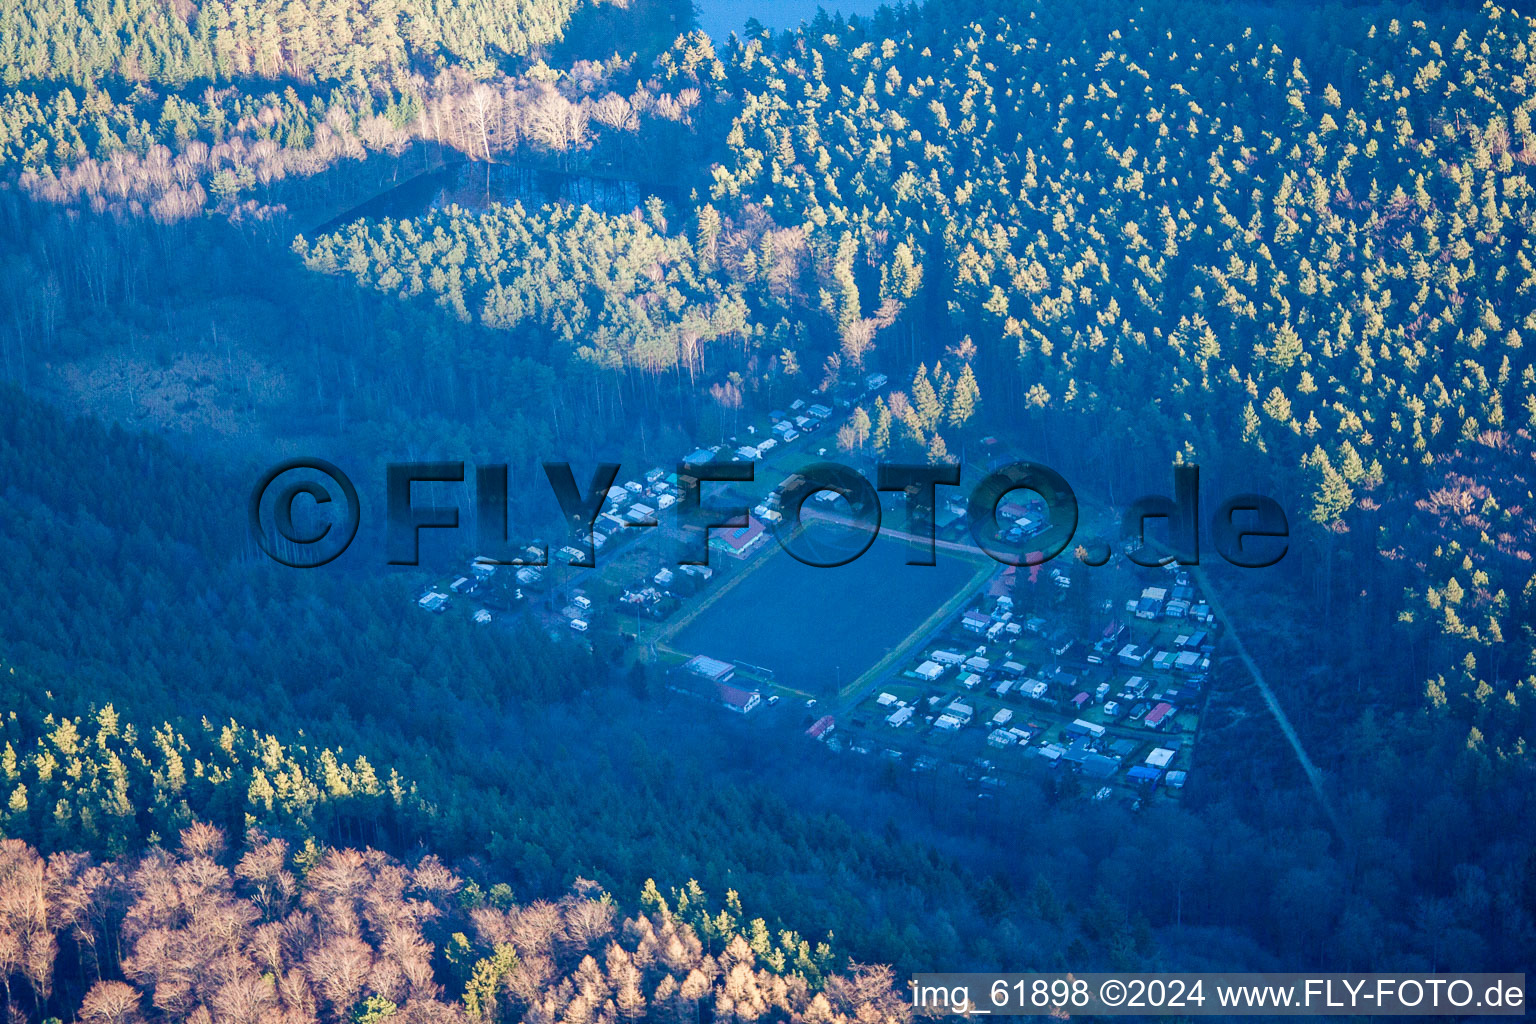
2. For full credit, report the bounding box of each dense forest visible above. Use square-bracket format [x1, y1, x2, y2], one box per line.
[0, 0, 578, 86]
[0, 824, 911, 1024]
[3, 0, 1536, 1019]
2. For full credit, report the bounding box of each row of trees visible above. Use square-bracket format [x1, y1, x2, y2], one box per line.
[2, 61, 714, 221]
[0, 702, 416, 859]
[0, 825, 909, 1024]
[296, 199, 752, 375]
[835, 361, 981, 462]
[0, 0, 578, 88]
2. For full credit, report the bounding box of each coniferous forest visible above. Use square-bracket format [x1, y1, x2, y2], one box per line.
[2, 0, 1536, 1020]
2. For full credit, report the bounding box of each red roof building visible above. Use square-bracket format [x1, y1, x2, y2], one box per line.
[1144, 702, 1174, 728]
[710, 517, 768, 559]
[717, 683, 762, 714]
[806, 715, 835, 740]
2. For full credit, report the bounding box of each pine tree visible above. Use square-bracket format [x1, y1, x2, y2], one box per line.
[1307, 447, 1354, 525]
[887, 241, 922, 300]
[947, 363, 979, 428]
[871, 398, 892, 454]
[849, 406, 872, 448]
[780, 348, 800, 378]
[1241, 402, 1264, 448]
[912, 364, 941, 431]
[1262, 386, 1292, 422]
[1338, 441, 1366, 483]
[695, 205, 722, 266]
[1268, 322, 1304, 369]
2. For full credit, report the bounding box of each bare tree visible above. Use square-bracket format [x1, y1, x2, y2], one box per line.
[304, 935, 373, 1013]
[466, 85, 501, 162]
[0, 840, 57, 1006]
[592, 95, 637, 134]
[78, 980, 144, 1024]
